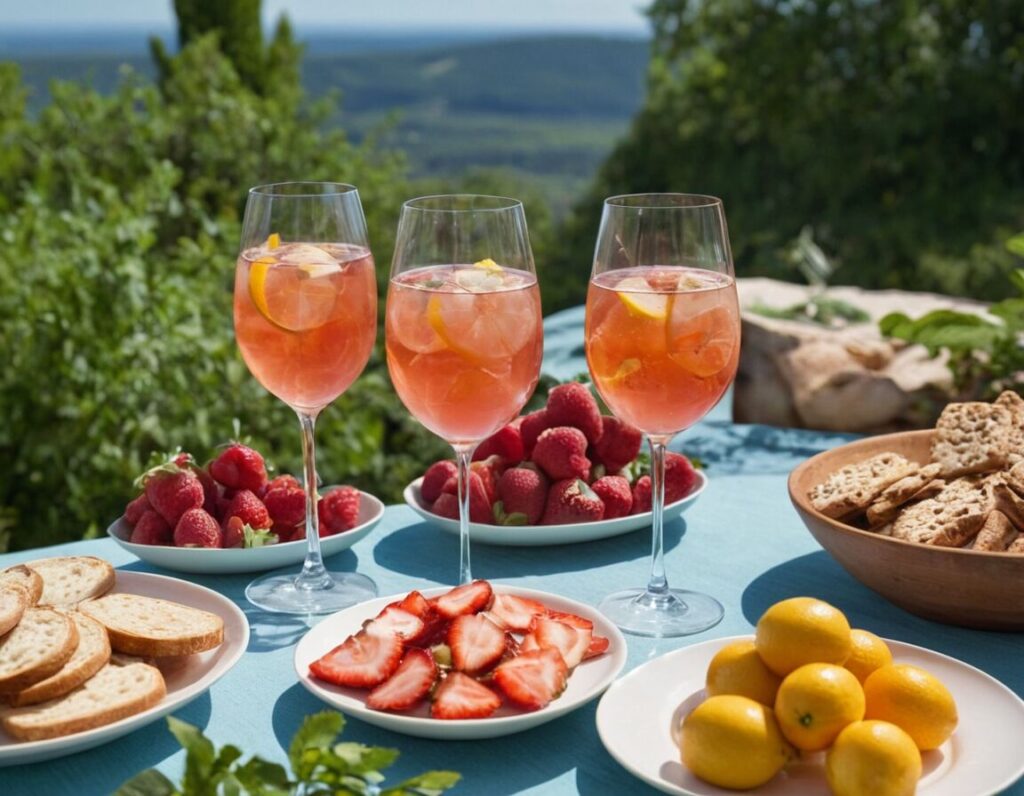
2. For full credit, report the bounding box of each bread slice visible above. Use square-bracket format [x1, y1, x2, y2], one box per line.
[79, 594, 223, 657]
[931, 401, 1012, 477]
[28, 556, 115, 607]
[0, 662, 165, 741]
[0, 608, 78, 694]
[0, 565, 43, 605]
[809, 452, 917, 519]
[7, 612, 111, 707]
[0, 584, 30, 637]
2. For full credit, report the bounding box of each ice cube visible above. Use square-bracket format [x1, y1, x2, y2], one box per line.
[275, 243, 341, 277]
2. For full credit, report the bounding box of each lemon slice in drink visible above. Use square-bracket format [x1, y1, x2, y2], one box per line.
[474, 257, 502, 272]
[616, 276, 668, 320]
[248, 243, 340, 331]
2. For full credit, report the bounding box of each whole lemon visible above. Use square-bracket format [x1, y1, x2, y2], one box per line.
[844, 629, 893, 684]
[755, 597, 852, 677]
[680, 694, 794, 790]
[706, 640, 783, 706]
[864, 663, 958, 751]
[774, 663, 865, 751]
[826, 720, 922, 796]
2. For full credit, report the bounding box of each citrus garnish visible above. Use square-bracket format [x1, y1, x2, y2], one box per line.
[248, 247, 339, 332]
[615, 276, 668, 320]
[248, 255, 276, 322]
[267, 232, 281, 249]
[474, 257, 502, 272]
[605, 358, 641, 386]
[669, 306, 738, 378]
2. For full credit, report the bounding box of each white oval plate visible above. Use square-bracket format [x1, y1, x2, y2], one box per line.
[107, 489, 384, 574]
[597, 634, 1024, 796]
[0, 570, 249, 766]
[295, 585, 627, 740]
[403, 470, 707, 546]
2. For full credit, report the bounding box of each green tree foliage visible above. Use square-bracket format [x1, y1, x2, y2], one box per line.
[0, 36, 450, 552]
[554, 0, 1024, 306]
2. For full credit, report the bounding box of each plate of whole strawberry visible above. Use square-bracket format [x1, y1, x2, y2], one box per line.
[295, 579, 627, 740]
[106, 443, 384, 574]
[403, 383, 707, 545]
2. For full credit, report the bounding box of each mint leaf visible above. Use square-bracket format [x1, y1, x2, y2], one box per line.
[383, 770, 462, 795]
[242, 526, 279, 548]
[332, 741, 399, 775]
[233, 757, 291, 794]
[167, 717, 216, 791]
[289, 711, 344, 781]
[115, 769, 177, 796]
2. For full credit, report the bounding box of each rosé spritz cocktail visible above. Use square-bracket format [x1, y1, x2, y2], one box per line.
[234, 182, 378, 615]
[386, 263, 542, 445]
[386, 195, 542, 585]
[585, 193, 740, 637]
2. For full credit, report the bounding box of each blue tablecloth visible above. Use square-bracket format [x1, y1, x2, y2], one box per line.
[3, 308, 1022, 795]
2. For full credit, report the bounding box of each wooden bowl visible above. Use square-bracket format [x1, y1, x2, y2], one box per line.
[789, 430, 1024, 631]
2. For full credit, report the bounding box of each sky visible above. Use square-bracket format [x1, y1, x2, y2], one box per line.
[0, 0, 651, 33]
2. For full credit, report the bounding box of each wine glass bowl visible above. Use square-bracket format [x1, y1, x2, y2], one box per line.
[386, 195, 543, 582]
[585, 193, 740, 636]
[234, 182, 378, 614]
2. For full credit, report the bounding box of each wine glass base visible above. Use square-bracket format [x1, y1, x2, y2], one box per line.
[599, 587, 723, 638]
[246, 570, 377, 615]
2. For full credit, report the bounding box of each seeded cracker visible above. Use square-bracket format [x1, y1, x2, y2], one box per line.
[931, 401, 1012, 477]
[891, 476, 994, 547]
[808, 452, 917, 519]
[995, 390, 1024, 464]
[970, 510, 1018, 552]
[865, 463, 942, 527]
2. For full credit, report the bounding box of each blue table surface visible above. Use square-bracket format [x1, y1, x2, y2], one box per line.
[3, 307, 1022, 795]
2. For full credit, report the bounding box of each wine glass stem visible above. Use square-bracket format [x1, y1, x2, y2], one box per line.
[296, 410, 330, 590]
[646, 436, 671, 597]
[453, 443, 475, 585]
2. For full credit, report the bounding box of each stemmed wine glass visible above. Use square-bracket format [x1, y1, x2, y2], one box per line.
[385, 195, 543, 584]
[585, 193, 740, 636]
[234, 182, 378, 614]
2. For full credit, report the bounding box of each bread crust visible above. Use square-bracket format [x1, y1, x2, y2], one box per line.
[0, 609, 79, 694]
[28, 556, 115, 607]
[0, 584, 30, 637]
[0, 566, 43, 606]
[79, 594, 224, 657]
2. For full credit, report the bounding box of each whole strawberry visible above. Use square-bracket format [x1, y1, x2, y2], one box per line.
[631, 475, 652, 514]
[440, 472, 493, 523]
[223, 515, 278, 548]
[264, 485, 305, 531]
[123, 493, 151, 526]
[194, 466, 221, 516]
[497, 465, 548, 525]
[519, 409, 552, 457]
[421, 460, 458, 504]
[473, 424, 525, 464]
[470, 455, 504, 504]
[129, 510, 172, 545]
[531, 426, 591, 482]
[260, 473, 300, 497]
[139, 458, 204, 527]
[223, 489, 271, 530]
[592, 416, 643, 473]
[546, 383, 603, 444]
[318, 486, 362, 535]
[431, 493, 460, 519]
[173, 508, 222, 548]
[665, 453, 699, 502]
[541, 479, 605, 525]
[209, 443, 267, 493]
[591, 475, 633, 519]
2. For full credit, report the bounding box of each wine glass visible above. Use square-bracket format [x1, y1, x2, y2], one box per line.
[585, 193, 740, 636]
[385, 195, 543, 584]
[234, 182, 378, 614]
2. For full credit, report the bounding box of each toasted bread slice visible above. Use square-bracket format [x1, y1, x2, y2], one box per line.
[7, 612, 111, 707]
[0, 608, 78, 694]
[0, 584, 30, 637]
[0, 565, 43, 606]
[0, 662, 165, 741]
[27, 556, 115, 607]
[79, 593, 223, 657]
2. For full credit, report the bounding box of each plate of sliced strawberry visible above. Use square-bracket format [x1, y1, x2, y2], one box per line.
[294, 579, 627, 739]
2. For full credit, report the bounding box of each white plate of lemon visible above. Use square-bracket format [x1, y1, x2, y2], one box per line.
[596, 634, 1024, 796]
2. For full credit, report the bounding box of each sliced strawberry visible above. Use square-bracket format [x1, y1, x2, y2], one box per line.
[309, 631, 403, 688]
[431, 672, 502, 719]
[408, 614, 449, 649]
[545, 610, 594, 632]
[433, 580, 493, 619]
[493, 647, 568, 711]
[364, 606, 425, 642]
[366, 648, 438, 711]
[488, 593, 548, 632]
[395, 590, 432, 618]
[584, 635, 610, 660]
[519, 633, 541, 654]
[530, 616, 592, 669]
[448, 614, 508, 675]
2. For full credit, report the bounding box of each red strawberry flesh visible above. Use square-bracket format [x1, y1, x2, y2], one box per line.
[431, 672, 501, 720]
[365, 606, 425, 642]
[530, 616, 592, 669]
[433, 580, 494, 619]
[488, 593, 548, 632]
[366, 648, 437, 711]
[309, 631, 404, 688]
[493, 647, 568, 711]
[448, 614, 508, 675]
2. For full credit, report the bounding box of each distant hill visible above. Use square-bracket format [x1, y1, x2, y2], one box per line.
[5, 31, 650, 212]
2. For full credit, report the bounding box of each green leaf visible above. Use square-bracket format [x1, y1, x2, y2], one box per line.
[243, 525, 279, 548]
[167, 716, 217, 791]
[1006, 235, 1024, 259]
[233, 757, 291, 793]
[115, 769, 178, 796]
[332, 741, 400, 775]
[990, 297, 1024, 332]
[492, 501, 528, 526]
[288, 711, 344, 781]
[382, 770, 462, 796]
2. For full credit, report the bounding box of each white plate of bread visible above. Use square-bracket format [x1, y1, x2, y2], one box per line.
[0, 556, 247, 765]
